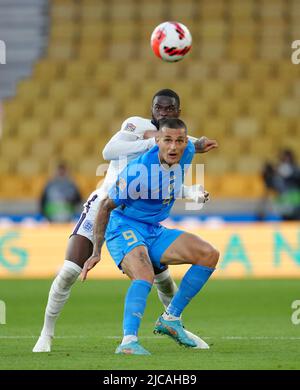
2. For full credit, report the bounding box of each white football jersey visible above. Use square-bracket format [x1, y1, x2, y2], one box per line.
[92, 117, 158, 200]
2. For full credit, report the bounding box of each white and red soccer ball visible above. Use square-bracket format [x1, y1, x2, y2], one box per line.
[150, 21, 192, 62]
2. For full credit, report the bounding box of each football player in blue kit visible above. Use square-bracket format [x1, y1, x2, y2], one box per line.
[82, 118, 219, 355]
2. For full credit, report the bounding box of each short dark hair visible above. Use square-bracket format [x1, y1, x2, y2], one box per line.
[158, 118, 187, 134]
[152, 89, 180, 108]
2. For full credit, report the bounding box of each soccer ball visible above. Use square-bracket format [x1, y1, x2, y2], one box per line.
[150, 21, 192, 62]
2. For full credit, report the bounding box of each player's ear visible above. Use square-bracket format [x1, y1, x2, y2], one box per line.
[155, 130, 161, 144]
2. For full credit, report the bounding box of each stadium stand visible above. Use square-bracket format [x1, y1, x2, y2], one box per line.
[0, 0, 300, 200]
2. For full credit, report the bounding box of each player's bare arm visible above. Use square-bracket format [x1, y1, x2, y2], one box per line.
[81, 197, 117, 281]
[191, 136, 218, 153]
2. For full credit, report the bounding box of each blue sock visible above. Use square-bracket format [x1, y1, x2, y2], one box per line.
[123, 280, 152, 336]
[167, 264, 214, 318]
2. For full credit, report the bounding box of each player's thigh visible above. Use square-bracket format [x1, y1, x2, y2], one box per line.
[65, 234, 93, 268]
[121, 245, 154, 283]
[160, 232, 219, 267]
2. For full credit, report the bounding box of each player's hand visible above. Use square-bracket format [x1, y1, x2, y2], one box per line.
[193, 189, 210, 204]
[198, 136, 218, 153]
[81, 255, 100, 281]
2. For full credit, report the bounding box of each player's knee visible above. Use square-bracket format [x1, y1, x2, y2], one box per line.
[196, 245, 219, 268]
[133, 273, 154, 284]
[210, 247, 220, 267]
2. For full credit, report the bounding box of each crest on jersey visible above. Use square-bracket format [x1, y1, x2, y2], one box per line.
[83, 220, 93, 232]
[124, 122, 136, 132]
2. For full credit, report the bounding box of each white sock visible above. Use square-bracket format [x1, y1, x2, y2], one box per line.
[40, 260, 82, 337]
[121, 335, 138, 345]
[154, 269, 178, 309]
[162, 311, 181, 321]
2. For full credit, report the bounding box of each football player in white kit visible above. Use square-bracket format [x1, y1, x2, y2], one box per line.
[33, 89, 218, 353]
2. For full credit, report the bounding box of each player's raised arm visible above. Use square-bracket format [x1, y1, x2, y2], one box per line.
[188, 135, 218, 153]
[102, 131, 155, 161]
[81, 197, 117, 281]
[102, 117, 156, 161]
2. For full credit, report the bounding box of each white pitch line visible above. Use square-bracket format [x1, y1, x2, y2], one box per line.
[106, 336, 300, 341]
[1, 335, 300, 341]
[0, 335, 86, 339]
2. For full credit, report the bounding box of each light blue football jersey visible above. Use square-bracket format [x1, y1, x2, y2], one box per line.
[108, 140, 195, 224]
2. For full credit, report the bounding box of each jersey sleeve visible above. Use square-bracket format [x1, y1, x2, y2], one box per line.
[102, 130, 155, 161]
[119, 116, 149, 139]
[184, 140, 196, 163]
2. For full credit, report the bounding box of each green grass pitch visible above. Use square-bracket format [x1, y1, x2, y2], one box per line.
[0, 279, 300, 370]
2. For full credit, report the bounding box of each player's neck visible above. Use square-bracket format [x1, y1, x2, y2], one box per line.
[158, 152, 172, 170]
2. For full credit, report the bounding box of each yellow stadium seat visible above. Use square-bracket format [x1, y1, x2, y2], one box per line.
[0, 160, 14, 175]
[50, 23, 78, 40]
[138, 0, 165, 21]
[218, 99, 241, 121]
[77, 157, 103, 176]
[184, 100, 211, 121]
[51, 3, 78, 21]
[233, 117, 260, 138]
[200, 21, 227, 39]
[16, 158, 45, 176]
[258, 42, 285, 60]
[17, 80, 43, 101]
[247, 99, 273, 119]
[0, 137, 28, 161]
[49, 119, 75, 141]
[198, 0, 225, 18]
[197, 41, 226, 60]
[201, 81, 227, 101]
[109, 80, 138, 102]
[30, 139, 56, 159]
[217, 62, 242, 81]
[93, 98, 119, 122]
[63, 100, 90, 122]
[17, 119, 45, 140]
[235, 156, 264, 174]
[0, 175, 27, 198]
[232, 80, 258, 99]
[169, 0, 197, 20]
[247, 136, 277, 160]
[230, 21, 257, 37]
[94, 61, 122, 81]
[110, 2, 136, 22]
[3, 100, 28, 124]
[246, 61, 273, 80]
[261, 80, 288, 101]
[229, 40, 256, 61]
[78, 119, 102, 139]
[48, 43, 75, 60]
[107, 42, 135, 60]
[77, 43, 105, 61]
[202, 118, 228, 140]
[64, 61, 90, 82]
[229, 0, 255, 18]
[124, 62, 153, 81]
[264, 117, 291, 136]
[80, 23, 107, 39]
[47, 81, 74, 103]
[33, 100, 58, 124]
[220, 174, 262, 198]
[202, 155, 233, 175]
